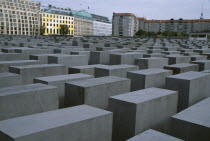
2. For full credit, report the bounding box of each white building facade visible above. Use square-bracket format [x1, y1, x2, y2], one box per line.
[93, 21, 112, 36]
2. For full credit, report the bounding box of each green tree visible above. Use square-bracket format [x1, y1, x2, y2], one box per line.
[135, 29, 146, 37]
[60, 25, 69, 35]
[40, 25, 46, 36]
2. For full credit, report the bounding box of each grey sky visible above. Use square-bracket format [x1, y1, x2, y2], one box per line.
[35, 0, 210, 20]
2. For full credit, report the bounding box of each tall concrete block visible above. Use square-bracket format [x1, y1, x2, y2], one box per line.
[134, 57, 168, 69]
[48, 54, 88, 67]
[65, 76, 131, 109]
[0, 105, 113, 141]
[109, 52, 143, 65]
[0, 60, 40, 73]
[164, 63, 199, 74]
[0, 72, 22, 88]
[9, 64, 67, 84]
[170, 98, 210, 141]
[34, 74, 93, 108]
[127, 129, 183, 141]
[108, 88, 178, 141]
[0, 83, 59, 121]
[95, 65, 139, 78]
[127, 69, 172, 91]
[165, 71, 210, 111]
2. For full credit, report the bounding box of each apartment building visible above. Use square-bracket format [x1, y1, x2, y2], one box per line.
[71, 10, 93, 36]
[143, 18, 210, 34]
[40, 6, 74, 35]
[113, 12, 210, 36]
[91, 14, 112, 36]
[0, 0, 41, 35]
[112, 13, 138, 37]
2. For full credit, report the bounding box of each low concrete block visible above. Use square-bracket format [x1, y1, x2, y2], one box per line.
[95, 64, 139, 78]
[134, 57, 168, 69]
[0, 60, 40, 73]
[0, 105, 113, 141]
[48, 54, 88, 67]
[191, 60, 210, 71]
[166, 71, 210, 111]
[108, 88, 178, 141]
[9, 64, 67, 84]
[0, 72, 22, 88]
[65, 76, 130, 109]
[0, 83, 59, 121]
[109, 52, 143, 65]
[34, 74, 93, 108]
[171, 98, 210, 141]
[166, 55, 191, 65]
[127, 129, 183, 141]
[69, 64, 106, 76]
[127, 69, 172, 91]
[164, 63, 199, 74]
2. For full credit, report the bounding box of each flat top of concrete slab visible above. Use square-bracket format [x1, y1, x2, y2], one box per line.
[127, 129, 183, 141]
[128, 68, 172, 75]
[49, 54, 85, 57]
[191, 59, 210, 63]
[166, 55, 190, 58]
[30, 54, 57, 57]
[166, 71, 209, 80]
[0, 53, 22, 55]
[69, 64, 106, 69]
[35, 74, 92, 82]
[0, 83, 56, 96]
[202, 70, 210, 73]
[172, 98, 210, 128]
[110, 87, 177, 104]
[0, 60, 39, 64]
[68, 76, 129, 87]
[10, 64, 64, 69]
[0, 72, 19, 77]
[164, 63, 198, 68]
[112, 52, 143, 55]
[95, 65, 138, 70]
[0, 105, 112, 138]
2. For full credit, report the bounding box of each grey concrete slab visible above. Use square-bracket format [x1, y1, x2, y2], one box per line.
[127, 69, 172, 91]
[29, 54, 57, 64]
[108, 88, 178, 141]
[69, 64, 106, 76]
[0, 83, 59, 121]
[9, 64, 67, 84]
[191, 60, 210, 71]
[95, 64, 139, 78]
[48, 54, 88, 67]
[127, 129, 183, 141]
[0, 60, 40, 73]
[0, 53, 27, 61]
[0, 105, 113, 141]
[166, 71, 210, 111]
[34, 74, 93, 108]
[135, 57, 168, 69]
[164, 63, 199, 74]
[109, 52, 143, 65]
[171, 98, 210, 141]
[0, 72, 22, 88]
[166, 55, 191, 65]
[65, 76, 130, 109]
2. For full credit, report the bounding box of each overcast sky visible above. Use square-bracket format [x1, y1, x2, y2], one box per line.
[35, 0, 210, 20]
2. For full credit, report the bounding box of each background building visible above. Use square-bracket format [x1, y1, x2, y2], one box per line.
[91, 14, 112, 36]
[142, 18, 210, 34]
[41, 6, 74, 35]
[112, 13, 138, 37]
[113, 12, 210, 36]
[0, 0, 41, 35]
[71, 10, 93, 36]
